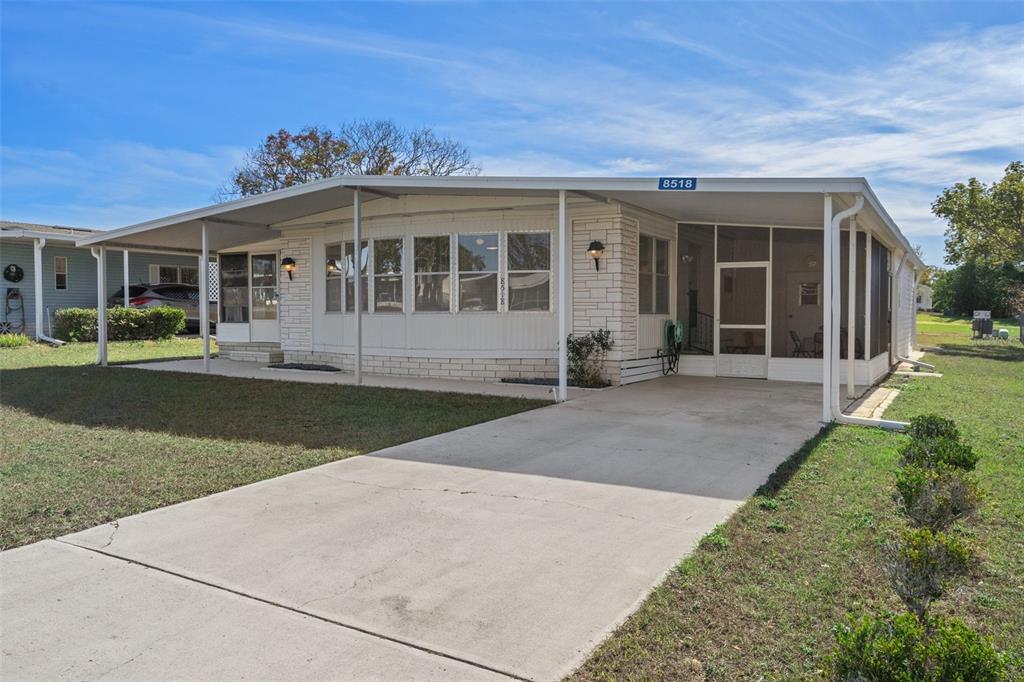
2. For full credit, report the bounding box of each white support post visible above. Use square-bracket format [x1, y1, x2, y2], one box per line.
[846, 215, 857, 399]
[200, 221, 210, 373]
[557, 190, 568, 402]
[830, 202, 842, 419]
[353, 189, 363, 385]
[32, 238, 45, 340]
[96, 246, 108, 366]
[821, 194, 833, 423]
[864, 231, 872, 365]
[123, 249, 130, 308]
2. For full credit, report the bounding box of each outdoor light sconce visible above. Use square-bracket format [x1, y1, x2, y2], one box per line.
[587, 241, 605, 271]
[281, 257, 296, 280]
[326, 258, 338, 274]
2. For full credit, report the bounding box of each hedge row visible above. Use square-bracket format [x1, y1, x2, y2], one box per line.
[53, 307, 185, 342]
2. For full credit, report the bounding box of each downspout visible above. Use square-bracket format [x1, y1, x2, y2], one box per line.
[32, 238, 65, 346]
[827, 197, 909, 430]
[895, 265, 935, 371]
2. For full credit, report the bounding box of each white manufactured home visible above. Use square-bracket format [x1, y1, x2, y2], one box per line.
[76, 176, 925, 425]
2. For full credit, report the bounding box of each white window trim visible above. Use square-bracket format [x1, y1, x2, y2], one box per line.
[455, 231, 501, 314]
[342, 238, 370, 314]
[504, 229, 553, 313]
[412, 234, 454, 314]
[54, 256, 68, 291]
[639, 234, 671, 315]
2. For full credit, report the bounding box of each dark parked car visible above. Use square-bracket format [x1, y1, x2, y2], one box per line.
[108, 283, 216, 333]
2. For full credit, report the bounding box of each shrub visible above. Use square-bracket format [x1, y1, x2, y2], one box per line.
[882, 528, 973, 620]
[895, 464, 982, 530]
[831, 612, 1010, 681]
[906, 414, 960, 442]
[566, 328, 612, 387]
[900, 436, 979, 471]
[0, 333, 32, 348]
[54, 307, 185, 342]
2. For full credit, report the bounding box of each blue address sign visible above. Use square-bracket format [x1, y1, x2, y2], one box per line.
[658, 177, 698, 191]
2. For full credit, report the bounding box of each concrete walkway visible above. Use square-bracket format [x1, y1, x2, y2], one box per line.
[2, 375, 823, 681]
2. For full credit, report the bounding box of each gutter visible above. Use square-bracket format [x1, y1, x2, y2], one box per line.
[30, 238, 65, 346]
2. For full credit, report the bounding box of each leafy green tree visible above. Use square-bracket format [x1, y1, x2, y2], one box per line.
[931, 260, 1023, 317]
[218, 120, 479, 200]
[932, 161, 1024, 267]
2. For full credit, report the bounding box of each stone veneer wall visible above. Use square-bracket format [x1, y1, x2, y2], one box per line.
[283, 350, 557, 381]
[571, 210, 638, 384]
[278, 236, 313, 353]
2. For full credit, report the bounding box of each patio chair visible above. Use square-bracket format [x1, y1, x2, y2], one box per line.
[789, 330, 814, 357]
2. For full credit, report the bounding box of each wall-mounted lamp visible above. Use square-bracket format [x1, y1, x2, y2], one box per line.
[587, 241, 605, 271]
[326, 258, 339, 274]
[281, 257, 296, 280]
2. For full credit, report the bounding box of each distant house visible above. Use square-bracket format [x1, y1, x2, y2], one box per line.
[0, 222, 201, 337]
[916, 284, 933, 311]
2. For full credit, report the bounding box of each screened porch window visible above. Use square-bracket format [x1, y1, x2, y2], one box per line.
[458, 233, 498, 311]
[325, 242, 342, 312]
[413, 236, 450, 312]
[506, 232, 550, 311]
[345, 240, 368, 312]
[374, 238, 403, 313]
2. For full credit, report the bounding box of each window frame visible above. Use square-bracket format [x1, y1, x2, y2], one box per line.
[412, 234, 453, 314]
[638, 234, 671, 315]
[455, 231, 501, 313]
[217, 252, 250, 324]
[504, 230, 552, 313]
[343, 239, 370, 313]
[53, 256, 68, 290]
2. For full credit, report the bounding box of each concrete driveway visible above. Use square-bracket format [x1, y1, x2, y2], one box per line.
[1, 375, 822, 681]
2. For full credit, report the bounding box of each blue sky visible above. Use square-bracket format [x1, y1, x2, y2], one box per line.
[2, 2, 1022, 265]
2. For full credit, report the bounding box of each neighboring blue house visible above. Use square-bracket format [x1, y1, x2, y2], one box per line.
[1, 221, 202, 338]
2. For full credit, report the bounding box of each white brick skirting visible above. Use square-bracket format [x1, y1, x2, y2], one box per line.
[283, 350, 557, 382]
[278, 236, 313, 352]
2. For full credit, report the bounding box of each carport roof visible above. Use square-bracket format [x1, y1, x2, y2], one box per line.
[74, 176, 924, 268]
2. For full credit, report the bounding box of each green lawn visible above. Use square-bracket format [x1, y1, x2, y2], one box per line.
[573, 314, 1023, 680]
[0, 336, 216, 369]
[0, 339, 543, 549]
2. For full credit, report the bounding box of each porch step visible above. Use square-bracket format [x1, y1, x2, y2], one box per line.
[217, 342, 284, 364]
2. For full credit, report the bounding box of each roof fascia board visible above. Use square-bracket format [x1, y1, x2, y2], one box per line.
[1, 229, 79, 243]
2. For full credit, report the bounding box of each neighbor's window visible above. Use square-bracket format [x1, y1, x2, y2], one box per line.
[219, 253, 249, 323]
[54, 256, 68, 290]
[179, 266, 199, 286]
[325, 242, 342, 312]
[345, 240, 368, 312]
[458, 233, 498, 311]
[638, 235, 670, 314]
[374, 238, 403, 313]
[507, 232, 551, 311]
[413, 236, 450, 312]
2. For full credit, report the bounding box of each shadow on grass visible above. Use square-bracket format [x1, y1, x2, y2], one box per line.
[1, 365, 542, 452]
[923, 344, 1024, 362]
[755, 424, 835, 498]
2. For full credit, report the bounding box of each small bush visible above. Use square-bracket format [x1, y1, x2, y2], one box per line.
[566, 328, 612, 387]
[906, 414, 960, 442]
[831, 612, 1010, 681]
[882, 528, 973, 619]
[900, 436, 979, 471]
[0, 333, 32, 348]
[895, 464, 982, 530]
[54, 307, 185, 342]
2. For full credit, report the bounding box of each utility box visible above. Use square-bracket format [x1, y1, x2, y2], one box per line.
[972, 311, 993, 339]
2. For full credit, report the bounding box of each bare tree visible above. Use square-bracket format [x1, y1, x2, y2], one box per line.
[217, 120, 480, 200]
